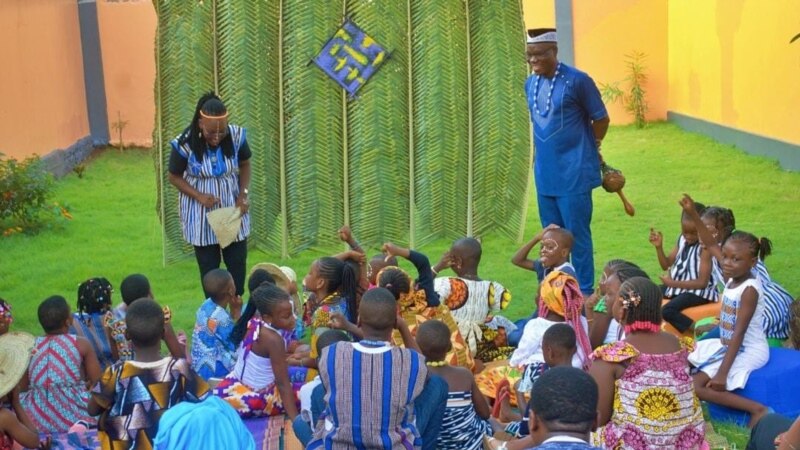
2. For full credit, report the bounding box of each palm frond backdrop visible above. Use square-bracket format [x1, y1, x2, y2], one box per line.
[154, 0, 532, 260]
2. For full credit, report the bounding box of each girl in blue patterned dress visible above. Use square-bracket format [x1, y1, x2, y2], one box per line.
[168, 92, 251, 297]
[68, 277, 115, 370]
[416, 320, 493, 450]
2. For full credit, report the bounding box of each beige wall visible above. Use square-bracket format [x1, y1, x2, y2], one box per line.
[97, 0, 157, 147]
[0, 0, 90, 159]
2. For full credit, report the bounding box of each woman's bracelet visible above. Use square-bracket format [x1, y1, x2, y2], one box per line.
[430, 267, 438, 276]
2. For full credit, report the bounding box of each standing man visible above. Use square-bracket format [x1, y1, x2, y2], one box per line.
[525, 28, 609, 296]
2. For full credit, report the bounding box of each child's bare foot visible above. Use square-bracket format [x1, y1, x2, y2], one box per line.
[748, 405, 770, 429]
[497, 385, 521, 423]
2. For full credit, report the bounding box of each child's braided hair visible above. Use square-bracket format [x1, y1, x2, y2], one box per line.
[77, 277, 113, 320]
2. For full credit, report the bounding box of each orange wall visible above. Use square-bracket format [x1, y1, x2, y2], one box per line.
[97, 1, 157, 147]
[570, 0, 668, 124]
[0, 0, 89, 159]
[668, 0, 800, 145]
[521, 0, 555, 29]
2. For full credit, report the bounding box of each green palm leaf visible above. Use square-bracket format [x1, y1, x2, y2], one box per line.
[344, 0, 411, 248]
[216, 0, 283, 254]
[153, 0, 215, 264]
[410, 0, 470, 245]
[468, 0, 531, 239]
[282, 0, 345, 254]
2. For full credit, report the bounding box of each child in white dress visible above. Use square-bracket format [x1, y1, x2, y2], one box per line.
[688, 231, 770, 428]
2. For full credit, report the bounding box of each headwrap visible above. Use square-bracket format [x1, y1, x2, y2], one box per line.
[539, 271, 592, 369]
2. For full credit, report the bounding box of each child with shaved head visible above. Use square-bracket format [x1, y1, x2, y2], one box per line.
[308, 288, 448, 450]
[434, 237, 516, 362]
[191, 269, 243, 380]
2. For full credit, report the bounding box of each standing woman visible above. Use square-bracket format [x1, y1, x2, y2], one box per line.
[168, 92, 251, 296]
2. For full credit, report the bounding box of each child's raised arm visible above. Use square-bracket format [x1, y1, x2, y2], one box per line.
[511, 224, 559, 271]
[707, 285, 759, 392]
[338, 225, 364, 254]
[649, 228, 677, 271]
[680, 194, 723, 261]
[396, 316, 420, 352]
[382, 242, 440, 307]
[161, 306, 186, 359]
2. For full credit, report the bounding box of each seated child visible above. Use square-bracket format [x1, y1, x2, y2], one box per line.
[89, 298, 209, 449]
[292, 329, 352, 446]
[586, 262, 649, 348]
[214, 284, 300, 419]
[486, 323, 578, 450]
[69, 277, 116, 369]
[416, 320, 493, 450]
[0, 331, 51, 450]
[649, 200, 718, 333]
[684, 197, 796, 345]
[0, 299, 41, 443]
[433, 237, 515, 361]
[104, 273, 185, 363]
[379, 242, 473, 369]
[590, 276, 705, 449]
[475, 271, 591, 411]
[191, 269, 242, 380]
[302, 256, 360, 346]
[509, 225, 576, 345]
[230, 268, 276, 349]
[307, 288, 447, 450]
[688, 231, 770, 428]
[114, 273, 152, 320]
[20, 295, 100, 433]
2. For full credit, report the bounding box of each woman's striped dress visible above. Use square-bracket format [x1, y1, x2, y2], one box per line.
[170, 125, 250, 246]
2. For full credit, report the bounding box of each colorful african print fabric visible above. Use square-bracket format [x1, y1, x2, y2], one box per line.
[91, 357, 209, 450]
[20, 334, 94, 433]
[434, 277, 514, 361]
[191, 298, 237, 380]
[391, 289, 474, 369]
[214, 318, 304, 418]
[591, 339, 705, 450]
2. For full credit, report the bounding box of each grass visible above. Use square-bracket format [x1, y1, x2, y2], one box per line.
[1, 121, 798, 447]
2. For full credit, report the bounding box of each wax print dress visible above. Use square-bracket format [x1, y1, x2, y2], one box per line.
[20, 334, 94, 432]
[592, 339, 706, 449]
[214, 318, 304, 418]
[434, 277, 515, 361]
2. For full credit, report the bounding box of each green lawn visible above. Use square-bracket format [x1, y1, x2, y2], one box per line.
[1, 121, 798, 447]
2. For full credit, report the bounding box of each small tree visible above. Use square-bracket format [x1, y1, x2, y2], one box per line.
[600, 51, 649, 129]
[111, 111, 129, 152]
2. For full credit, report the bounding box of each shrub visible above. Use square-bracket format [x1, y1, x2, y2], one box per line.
[0, 153, 70, 235]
